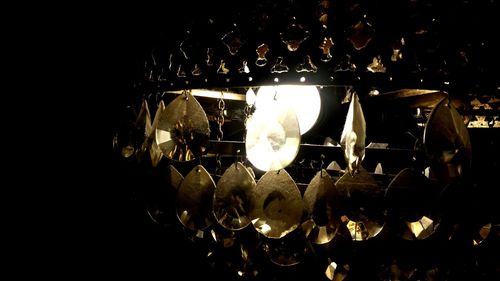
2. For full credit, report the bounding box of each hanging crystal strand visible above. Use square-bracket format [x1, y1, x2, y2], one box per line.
[215, 92, 225, 176]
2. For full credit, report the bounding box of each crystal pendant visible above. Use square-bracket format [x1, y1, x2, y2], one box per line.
[149, 100, 165, 167]
[135, 99, 152, 162]
[213, 162, 257, 231]
[270, 57, 289, 73]
[473, 223, 492, 246]
[176, 165, 215, 231]
[221, 26, 246, 55]
[303, 169, 340, 244]
[167, 164, 184, 191]
[386, 168, 440, 240]
[340, 92, 366, 174]
[255, 43, 269, 67]
[348, 20, 374, 50]
[424, 98, 471, 182]
[250, 169, 304, 239]
[146, 165, 184, 225]
[325, 260, 350, 281]
[296, 55, 318, 73]
[280, 18, 310, 52]
[156, 91, 210, 161]
[319, 37, 334, 62]
[336, 167, 384, 241]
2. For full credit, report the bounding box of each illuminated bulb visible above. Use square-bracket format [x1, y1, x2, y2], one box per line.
[256, 85, 321, 134]
[300, 76, 306, 82]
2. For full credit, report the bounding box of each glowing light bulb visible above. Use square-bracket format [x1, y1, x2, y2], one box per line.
[256, 85, 321, 134]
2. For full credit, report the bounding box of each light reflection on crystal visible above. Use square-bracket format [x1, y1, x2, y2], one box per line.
[366, 56, 386, 73]
[168, 165, 184, 191]
[245, 98, 300, 172]
[473, 223, 492, 246]
[325, 261, 337, 280]
[211, 229, 218, 242]
[191, 64, 202, 76]
[121, 145, 134, 158]
[386, 167, 439, 240]
[177, 65, 186, 77]
[319, 37, 334, 62]
[206, 48, 214, 66]
[176, 165, 215, 231]
[296, 55, 318, 73]
[391, 38, 405, 62]
[303, 169, 339, 244]
[246, 88, 256, 106]
[310, 224, 338, 244]
[149, 100, 165, 167]
[336, 167, 384, 238]
[156, 91, 210, 161]
[217, 60, 230, 74]
[405, 216, 434, 240]
[424, 98, 471, 182]
[214, 162, 257, 230]
[326, 161, 342, 171]
[250, 170, 303, 238]
[340, 91, 366, 174]
[301, 219, 315, 238]
[343, 215, 384, 241]
[238, 60, 250, 74]
[468, 115, 489, 128]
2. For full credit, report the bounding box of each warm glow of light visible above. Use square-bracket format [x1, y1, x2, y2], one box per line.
[166, 89, 245, 101]
[245, 99, 300, 171]
[256, 85, 321, 134]
[325, 261, 337, 280]
[407, 216, 433, 238]
[246, 88, 256, 105]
